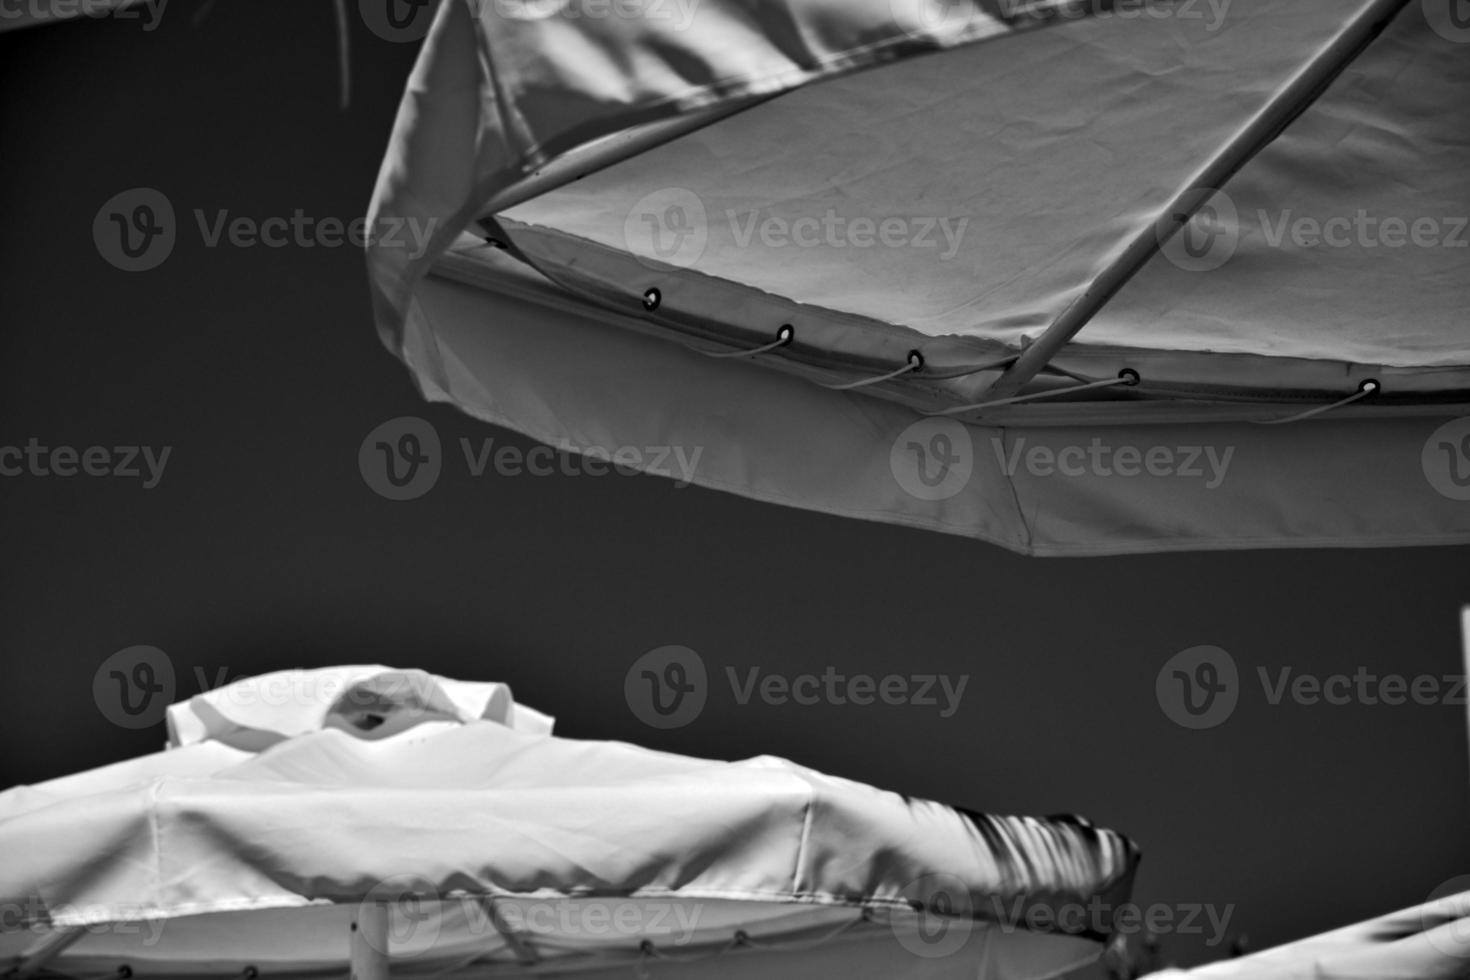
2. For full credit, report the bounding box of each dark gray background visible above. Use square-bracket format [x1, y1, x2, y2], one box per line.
[1, 4, 1467, 973]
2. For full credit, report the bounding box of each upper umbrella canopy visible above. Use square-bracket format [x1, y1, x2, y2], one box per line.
[364, 0, 1469, 554]
[0, 666, 1140, 979]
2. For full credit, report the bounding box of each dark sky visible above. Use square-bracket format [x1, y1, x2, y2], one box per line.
[1, 5, 1467, 975]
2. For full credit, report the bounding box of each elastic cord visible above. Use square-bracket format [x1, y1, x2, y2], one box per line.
[927, 371, 1140, 417]
[697, 324, 795, 359]
[819, 352, 923, 390]
[1252, 380, 1380, 425]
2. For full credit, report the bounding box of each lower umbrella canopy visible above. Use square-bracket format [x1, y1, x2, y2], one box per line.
[1144, 889, 1470, 980]
[0, 667, 1139, 979]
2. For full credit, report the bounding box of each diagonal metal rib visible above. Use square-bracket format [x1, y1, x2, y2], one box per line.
[984, 0, 1413, 401]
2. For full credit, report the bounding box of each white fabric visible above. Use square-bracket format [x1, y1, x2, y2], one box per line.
[365, 0, 1145, 366]
[0, 668, 1138, 978]
[164, 664, 555, 750]
[365, 0, 1470, 554]
[407, 242, 1470, 554]
[1146, 890, 1470, 980]
[505, 0, 1374, 352]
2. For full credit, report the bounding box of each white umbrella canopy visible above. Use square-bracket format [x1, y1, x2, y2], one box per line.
[0, 666, 1140, 979]
[367, 0, 1470, 555]
[1142, 888, 1470, 980]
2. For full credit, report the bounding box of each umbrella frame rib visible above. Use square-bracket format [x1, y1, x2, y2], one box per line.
[479, 98, 776, 219]
[10, 927, 85, 978]
[983, 0, 1415, 401]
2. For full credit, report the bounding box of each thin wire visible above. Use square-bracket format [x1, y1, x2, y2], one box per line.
[1251, 381, 1380, 425]
[818, 357, 921, 390]
[697, 328, 793, 359]
[478, 234, 794, 365]
[927, 374, 1137, 417]
[484, 233, 1014, 385]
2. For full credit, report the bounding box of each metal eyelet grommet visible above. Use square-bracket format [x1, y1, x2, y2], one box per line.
[907, 350, 924, 371]
[1359, 379, 1381, 395]
[642, 288, 662, 311]
[1118, 368, 1141, 386]
[776, 324, 794, 344]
